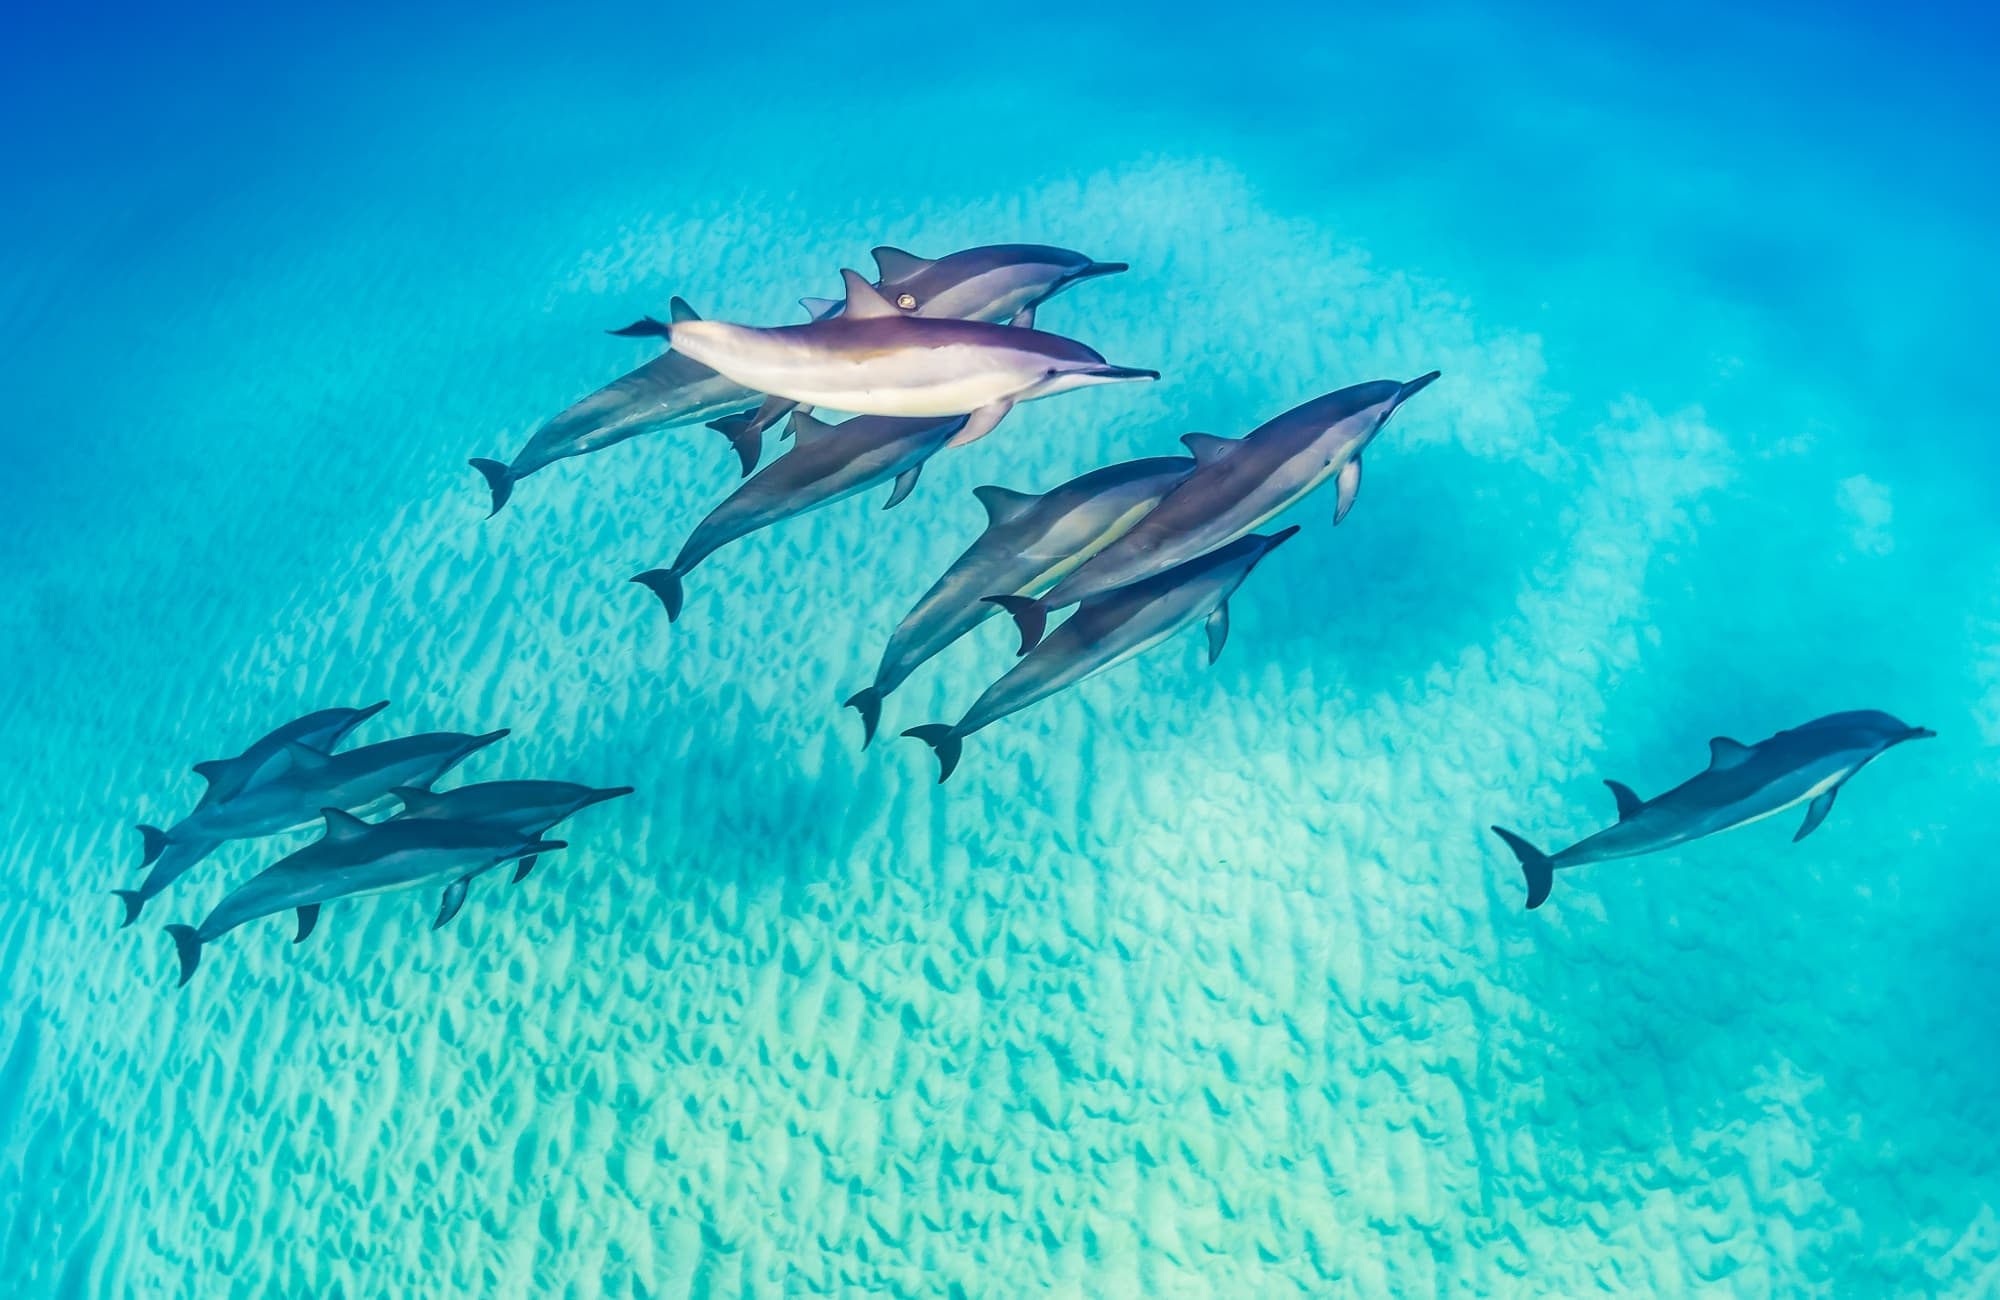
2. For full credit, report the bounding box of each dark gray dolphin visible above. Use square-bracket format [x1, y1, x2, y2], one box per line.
[183, 699, 389, 811]
[991, 373, 1438, 652]
[903, 527, 1298, 782]
[632, 409, 968, 622]
[665, 271, 1157, 447]
[115, 728, 508, 926]
[163, 810, 558, 987]
[469, 299, 769, 516]
[1490, 710, 1936, 909]
[800, 243, 1128, 326]
[389, 780, 632, 882]
[844, 455, 1197, 746]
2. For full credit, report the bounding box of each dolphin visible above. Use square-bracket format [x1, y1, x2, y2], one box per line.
[663, 270, 1157, 448]
[162, 810, 559, 987]
[632, 409, 968, 622]
[115, 728, 508, 926]
[990, 374, 1439, 652]
[389, 780, 632, 882]
[181, 699, 390, 812]
[1490, 710, 1937, 910]
[903, 527, 1298, 782]
[468, 299, 773, 517]
[844, 455, 1198, 747]
[800, 243, 1128, 326]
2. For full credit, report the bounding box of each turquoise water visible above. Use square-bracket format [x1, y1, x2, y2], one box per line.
[4, 2, 1998, 1295]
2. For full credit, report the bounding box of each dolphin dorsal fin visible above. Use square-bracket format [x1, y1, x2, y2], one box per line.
[799, 295, 840, 320]
[839, 268, 900, 320]
[1707, 737, 1754, 771]
[788, 410, 835, 443]
[668, 297, 701, 324]
[191, 759, 228, 787]
[283, 742, 332, 774]
[1604, 780, 1644, 820]
[870, 246, 932, 282]
[318, 807, 372, 843]
[972, 485, 1039, 526]
[1180, 433, 1238, 466]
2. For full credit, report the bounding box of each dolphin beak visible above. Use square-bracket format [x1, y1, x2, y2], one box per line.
[1086, 365, 1159, 382]
[463, 728, 511, 756]
[1904, 726, 1938, 742]
[357, 699, 392, 723]
[1075, 261, 1129, 281]
[581, 785, 636, 807]
[1396, 371, 1442, 405]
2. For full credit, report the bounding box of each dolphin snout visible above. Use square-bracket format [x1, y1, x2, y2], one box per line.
[1396, 371, 1442, 404]
[1087, 365, 1159, 382]
[1075, 261, 1129, 281]
[463, 728, 511, 755]
[582, 785, 636, 807]
[1904, 726, 1938, 742]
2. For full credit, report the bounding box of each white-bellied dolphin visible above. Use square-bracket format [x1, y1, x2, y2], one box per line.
[162, 810, 559, 987]
[469, 299, 769, 516]
[1490, 710, 1936, 909]
[903, 527, 1298, 782]
[632, 410, 968, 623]
[800, 243, 1128, 326]
[845, 455, 1197, 746]
[389, 780, 632, 882]
[181, 699, 389, 812]
[115, 728, 508, 926]
[663, 271, 1157, 447]
[991, 373, 1438, 652]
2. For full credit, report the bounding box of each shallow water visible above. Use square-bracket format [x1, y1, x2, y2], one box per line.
[3, 1, 1997, 1295]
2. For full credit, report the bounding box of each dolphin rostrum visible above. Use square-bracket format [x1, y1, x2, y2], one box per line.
[903, 527, 1299, 782]
[664, 270, 1157, 448]
[1490, 710, 1937, 909]
[632, 409, 968, 622]
[991, 373, 1438, 653]
[115, 728, 508, 926]
[469, 299, 771, 516]
[389, 780, 632, 882]
[845, 455, 1198, 747]
[800, 243, 1128, 326]
[162, 810, 559, 987]
[180, 699, 390, 812]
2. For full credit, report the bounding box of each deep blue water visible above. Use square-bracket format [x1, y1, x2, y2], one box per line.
[2, 2, 1997, 1295]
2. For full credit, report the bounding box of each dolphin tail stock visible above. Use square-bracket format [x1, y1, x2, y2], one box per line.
[1489, 826, 1555, 910]
[844, 687, 884, 750]
[111, 889, 146, 928]
[901, 725, 964, 784]
[136, 823, 169, 868]
[631, 567, 688, 622]
[468, 459, 515, 517]
[164, 924, 203, 988]
[983, 595, 1048, 655]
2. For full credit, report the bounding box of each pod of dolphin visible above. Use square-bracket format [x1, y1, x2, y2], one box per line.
[122, 239, 1936, 989]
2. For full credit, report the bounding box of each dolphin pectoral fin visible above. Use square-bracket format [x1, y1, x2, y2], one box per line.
[136, 824, 170, 868]
[1009, 305, 1037, 329]
[946, 401, 1014, 449]
[1490, 827, 1557, 910]
[883, 465, 923, 510]
[605, 315, 674, 340]
[983, 595, 1048, 655]
[1333, 456, 1363, 525]
[434, 878, 471, 930]
[1205, 603, 1230, 665]
[293, 904, 321, 944]
[512, 855, 539, 884]
[1604, 780, 1644, 820]
[468, 459, 516, 517]
[1794, 790, 1837, 842]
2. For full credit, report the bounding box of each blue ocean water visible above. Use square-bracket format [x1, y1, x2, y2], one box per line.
[3, 0, 1997, 1293]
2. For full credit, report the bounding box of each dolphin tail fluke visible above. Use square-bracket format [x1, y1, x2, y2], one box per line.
[468, 459, 515, 517]
[1489, 826, 1555, 910]
[983, 595, 1048, 655]
[901, 725, 964, 784]
[164, 925, 203, 988]
[632, 568, 686, 622]
[844, 688, 884, 749]
[111, 889, 145, 929]
[136, 824, 169, 868]
[706, 413, 764, 478]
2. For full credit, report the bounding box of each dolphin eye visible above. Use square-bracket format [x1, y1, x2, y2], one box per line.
[896, 293, 917, 310]
[1045, 367, 1060, 377]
